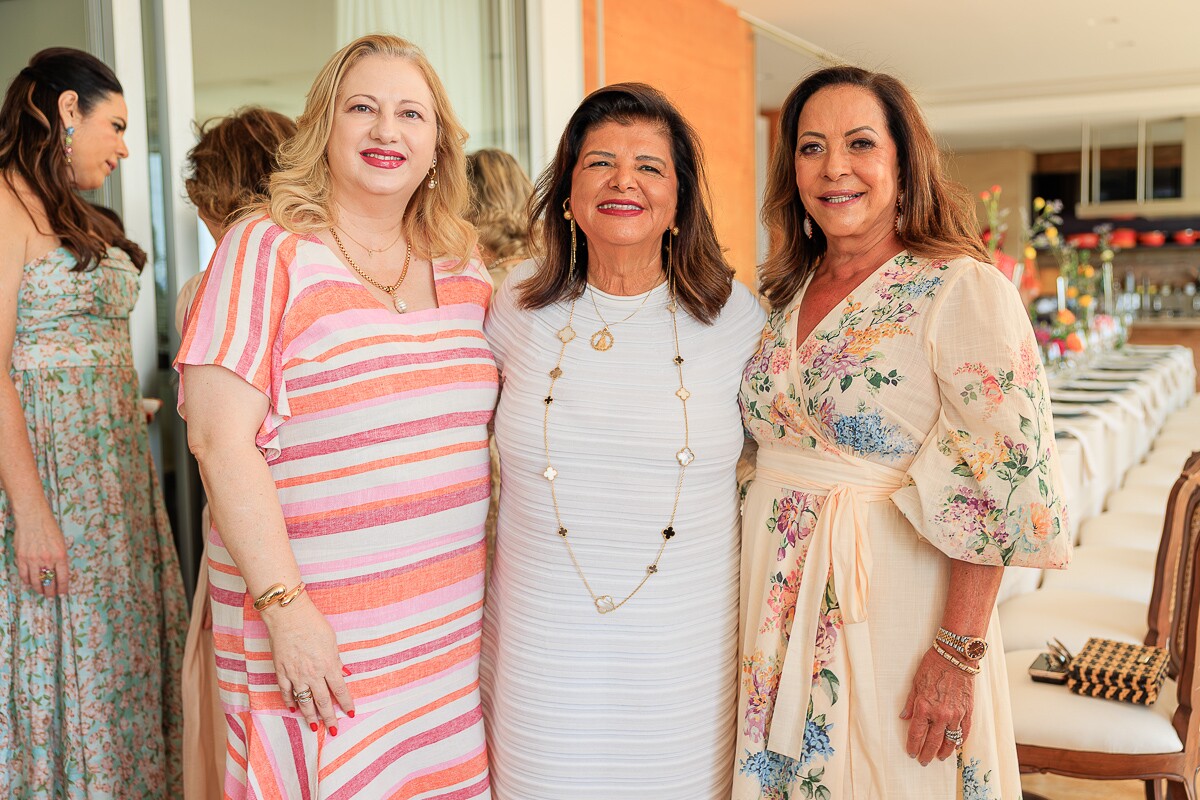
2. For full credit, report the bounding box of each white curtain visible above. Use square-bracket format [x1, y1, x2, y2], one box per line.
[336, 0, 499, 151]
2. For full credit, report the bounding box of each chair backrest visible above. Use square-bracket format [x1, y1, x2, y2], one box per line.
[1145, 452, 1200, 651]
[1168, 458, 1200, 760]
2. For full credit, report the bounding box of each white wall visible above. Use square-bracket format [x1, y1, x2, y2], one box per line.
[525, 0, 583, 173]
[0, 0, 89, 86]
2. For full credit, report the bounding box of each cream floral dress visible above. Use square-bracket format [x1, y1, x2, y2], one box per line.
[734, 252, 1070, 800]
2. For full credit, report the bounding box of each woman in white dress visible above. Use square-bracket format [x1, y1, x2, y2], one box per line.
[481, 83, 764, 799]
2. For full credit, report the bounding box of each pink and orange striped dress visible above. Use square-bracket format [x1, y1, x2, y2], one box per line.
[176, 215, 496, 799]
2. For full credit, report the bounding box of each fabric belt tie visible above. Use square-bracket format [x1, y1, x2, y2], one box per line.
[754, 448, 906, 792]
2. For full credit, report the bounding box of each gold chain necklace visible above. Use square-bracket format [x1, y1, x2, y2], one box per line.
[332, 223, 403, 257]
[586, 281, 658, 351]
[542, 288, 695, 614]
[329, 227, 412, 313]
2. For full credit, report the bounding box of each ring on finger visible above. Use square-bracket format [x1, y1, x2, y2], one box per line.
[293, 688, 314, 704]
[944, 727, 964, 746]
[39, 567, 56, 587]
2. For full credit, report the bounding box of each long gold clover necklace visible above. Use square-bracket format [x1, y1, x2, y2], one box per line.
[329, 227, 412, 313]
[542, 285, 696, 614]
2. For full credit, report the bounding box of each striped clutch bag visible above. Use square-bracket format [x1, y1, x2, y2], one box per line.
[1066, 637, 1169, 705]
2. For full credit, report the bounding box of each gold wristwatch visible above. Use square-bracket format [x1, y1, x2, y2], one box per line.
[936, 627, 988, 660]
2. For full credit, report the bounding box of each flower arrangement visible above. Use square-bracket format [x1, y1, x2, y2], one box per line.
[1034, 307, 1086, 360]
[979, 185, 1007, 262]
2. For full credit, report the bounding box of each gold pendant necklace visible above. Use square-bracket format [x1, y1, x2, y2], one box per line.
[329, 227, 412, 313]
[542, 288, 694, 614]
[587, 281, 658, 351]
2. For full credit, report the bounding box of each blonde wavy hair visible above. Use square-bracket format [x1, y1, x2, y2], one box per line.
[264, 34, 476, 265]
[465, 148, 534, 262]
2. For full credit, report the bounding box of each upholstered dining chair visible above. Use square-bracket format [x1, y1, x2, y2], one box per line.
[999, 455, 1198, 654]
[1007, 453, 1200, 799]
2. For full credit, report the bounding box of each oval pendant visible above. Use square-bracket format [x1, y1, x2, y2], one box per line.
[393, 295, 408, 313]
[590, 328, 614, 351]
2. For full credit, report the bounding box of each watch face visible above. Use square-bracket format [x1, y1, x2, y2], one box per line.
[965, 640, 988, 660]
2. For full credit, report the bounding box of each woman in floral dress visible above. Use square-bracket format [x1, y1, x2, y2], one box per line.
[0, 48, 187, 797]
[734, 66, 1070, 799]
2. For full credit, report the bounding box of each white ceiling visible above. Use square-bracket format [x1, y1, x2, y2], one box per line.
[189, 0, 1200, 155]
[190, 0, 335, 123]
[730, 0, 1200, 153]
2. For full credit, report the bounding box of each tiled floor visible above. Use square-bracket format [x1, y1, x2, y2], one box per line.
[1022, 773, 1144, 799]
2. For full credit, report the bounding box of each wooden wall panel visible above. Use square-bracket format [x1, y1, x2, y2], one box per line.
[581, 0, 758, 287]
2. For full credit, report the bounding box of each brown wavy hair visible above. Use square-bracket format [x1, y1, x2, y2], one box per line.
[185, 107, 296, 232]
[520, 82, 732, 324]
[262, 35, 476, 266]
[759, 65, 987, 310]
[0, 47, 145, 272]
[466, 148, 534, 262]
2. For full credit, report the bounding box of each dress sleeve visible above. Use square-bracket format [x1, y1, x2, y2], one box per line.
[173, 215, 294, 460]
[483, 258, 534, 375]
[891, 260, 1071, 569]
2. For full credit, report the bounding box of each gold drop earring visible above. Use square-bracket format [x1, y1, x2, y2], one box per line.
[563, 198, 577, 282]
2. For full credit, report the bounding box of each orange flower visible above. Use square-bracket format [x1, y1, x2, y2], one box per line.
[1030, 503, 1054, 540]
[990, 184, 1002, 195]
[1065, 332, 1085, 352]
[979, 190, 991, 201]
[1056, 309, 1076, 325]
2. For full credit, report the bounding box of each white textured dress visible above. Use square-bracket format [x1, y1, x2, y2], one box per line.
[481, 260, 765, 799]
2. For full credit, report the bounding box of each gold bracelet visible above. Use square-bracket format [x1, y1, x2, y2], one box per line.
[252, 581, 304, 611]
[252, 583, 287, 610]
[933, 642, 981, 675]
[279, 582, 306, 607]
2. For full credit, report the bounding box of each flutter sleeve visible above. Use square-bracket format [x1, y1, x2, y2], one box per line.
[891, 259, 1071, 569]
[173, 214, 294, 460]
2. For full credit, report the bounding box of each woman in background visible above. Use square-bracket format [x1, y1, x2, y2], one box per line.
[0, 47, 187, 798]
[465, 147, 534, 285]
[177, 35, 494, 797]
[177, 105, 296, 800]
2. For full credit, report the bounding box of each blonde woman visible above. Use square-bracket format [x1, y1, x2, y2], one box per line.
[176, 36, 495, 797]
[465, 148, 534, 284]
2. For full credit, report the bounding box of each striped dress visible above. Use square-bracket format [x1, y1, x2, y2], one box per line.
[175, 215, 496, 799]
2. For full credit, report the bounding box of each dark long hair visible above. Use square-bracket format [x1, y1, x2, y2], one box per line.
[0, 47, 145, 272]
[520, 82, 732, 324]
[759, 65, 986, 310]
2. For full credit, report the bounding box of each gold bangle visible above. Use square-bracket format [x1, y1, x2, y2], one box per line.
[933, 642, 981, 675]
[252, 583, 287, 610]
[279, 582, 306, 607]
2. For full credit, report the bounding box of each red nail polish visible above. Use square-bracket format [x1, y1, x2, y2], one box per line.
[348, 710, 355, 719]
[289, 707, 296, 713]
[329, 726, 338, 737]
[310, 722, 318, 732]
[342, 666, 352, 676]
